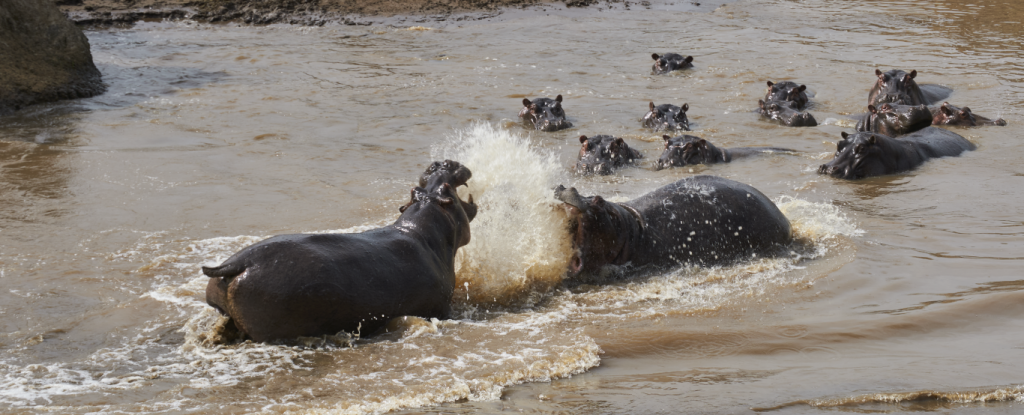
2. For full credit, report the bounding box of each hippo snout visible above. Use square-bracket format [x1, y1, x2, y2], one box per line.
[817, 164, 832, 175]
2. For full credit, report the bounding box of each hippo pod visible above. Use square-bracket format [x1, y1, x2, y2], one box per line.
[855, 103, 932, 137]
[868, 69, 952, 106]
[575, 135, 643, 176]
[519, 95, 572, 132]
[203, 160, 478, 342]
[931, 102, 1007, 127]
[642, 102, 690, 132]
[657, 135, 796, 169]
[651, 53, 694, 75]
[818, 128, 976, 180]
[554, 176, 792, 282]
[758, 99, 817, 127]
[764, 81, 809, 110]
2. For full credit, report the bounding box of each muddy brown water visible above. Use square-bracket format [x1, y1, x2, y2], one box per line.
[2, 0, 1024, 413]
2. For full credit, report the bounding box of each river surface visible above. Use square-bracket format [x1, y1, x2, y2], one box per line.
[2, 0, 1023, 413]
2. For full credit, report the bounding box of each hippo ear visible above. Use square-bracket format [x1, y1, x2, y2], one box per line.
[555, 94, 563, 103]
[909, 70, 917, 79]
[579, 135, 588, 144]
[652, 53, 660, 60]
[663, 134, 671, 141]
[841, 131, 849, 140]
[592, 195, 606, 207]
[940, 105, 954, 116]
[875, 69, 883, 78]
[867, 135, 877, 145]
[797, 85, 807, 92]
[868, 105, 877, 114]
[522, 98, 531, 107]
[612, 138, 625, 151]
[681, 103, 689, 112]
[649, 101, 655, 111]
[697, 139, 707, 146]
[758, 99, 766, 109]
[683, 56, 693, 64]
[961, 106, 971, 113]
[766, 80, 774, 87]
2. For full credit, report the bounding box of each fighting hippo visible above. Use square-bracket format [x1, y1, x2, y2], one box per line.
[855, 103, 932, 136]
[642, 102, 691, 132]
[651, 53, 694, 75]
[931, 102, 1007, 127]
[656, 135, 796, 169]
[554, 176, 792, 281]
[203, 160, 477, 342]
[818, 128, 975, 180]
[868, 69, 952, 106]
[519, 95, 572, 132]
[575, 135, 643, 176]
[758, 99, 818, 127]
[764, 81, 809, 110]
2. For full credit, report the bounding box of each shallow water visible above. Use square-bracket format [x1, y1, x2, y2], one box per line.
[2, 0, 1023, 413]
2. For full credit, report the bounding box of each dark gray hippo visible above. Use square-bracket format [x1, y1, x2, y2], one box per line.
[642, 102, 690, 132]
[519, 95, 572, 132]
[764, 81, 809, 110]
[818, 128, 975, 180]
[651, 53, 694, 75]
[868, 69, 952, 106]
[855, 103, 932, 136]
[656, 135, 796, 169]
[575, 135, 643, 176]
[554, 176, 792, 282]
[931, 102, 1006, 127]
[758, 99, 817, 127]
[203, 160, 478, 342]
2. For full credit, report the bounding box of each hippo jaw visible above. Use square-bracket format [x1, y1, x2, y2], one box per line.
[402, 160, 478, 246]
[554, 185, 641, 278]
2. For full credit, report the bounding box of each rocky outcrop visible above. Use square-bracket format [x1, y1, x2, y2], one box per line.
[0, 0, 105, 115]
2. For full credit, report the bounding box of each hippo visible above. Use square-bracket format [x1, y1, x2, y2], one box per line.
[855, 103, 932, 136]
[931, 102, 1007, 127]
[519, 95, 572, 132]
[818, 128, 975, 180]
[758, 99, 818, 127]
[656, 135, 796, 169]
[764, 81, 809, 110]
[642, 102, 690, 132]
[554, 176, 792, 282]
[203, 160, 478, 342]
[651, 53, 694, 75]
[575, 135, 643, 176]
[868, 69, 952, 106]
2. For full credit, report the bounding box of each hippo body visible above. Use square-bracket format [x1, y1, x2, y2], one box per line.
[868, 69, 952, 106]
[651, 53, 694, 75]
[575, 135, 643, 176]
[931, 102, 1006, 127]
[203, 161, 477, 342]
[758, 99, 817, 127]
[818, 128, 975, 180]
[764, 81, 809, 110]
[555, 176, 792, 281]
[855, 103, 932, 136]
[657, 135, 795, 169]
[519, 95, 572, 132]
[642, 102, 690, 132]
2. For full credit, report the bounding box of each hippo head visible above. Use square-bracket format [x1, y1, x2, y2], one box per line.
[657, 134, 712, 169]
[518, 95, 572, 132]
[764, 81, 808, 109]
[932, 102, 977, 126]
[869, 69, 924, 106]
[818, 132, 892, 180]
[651, 53, 694, 75]
[575, 135, 642, 176]
[758, 99, 817, 127]
[642, 102, 690, 132]
[859, 103, 931, 136]
[401, 160, 477, 246]
[554, 185, 642, 278]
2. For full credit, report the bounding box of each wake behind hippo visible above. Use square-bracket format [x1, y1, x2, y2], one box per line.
[555, 176, 792, 282]
[657, 135, 797, 169]
[203, 160, 477, 342]
[819, 128, 975, 180]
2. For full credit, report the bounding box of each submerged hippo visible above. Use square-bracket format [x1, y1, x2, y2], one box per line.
[868, 69, 952, 106]
[931, 102, 1007, 127]
[855, 103, 932, 136]
[519, 95, 572, 132]
[818, 128, 975, 180]
[758, 99, 817, 127]
[554, 176, 792, 281]
[575, 135, 643, 176]
[657, 135, 796, 169]
[651, 53, 694, 75]
[764, 81, 809, 110]
[642, 102, 691, 132]
[203, 160, 478, 342]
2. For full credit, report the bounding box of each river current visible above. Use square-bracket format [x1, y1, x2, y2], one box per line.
[1, 0, 1023, 413]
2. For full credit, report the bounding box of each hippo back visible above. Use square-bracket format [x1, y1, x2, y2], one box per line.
[901, 126, 977, 157]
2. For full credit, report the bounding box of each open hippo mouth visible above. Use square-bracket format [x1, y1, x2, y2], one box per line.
[404, 160, 477, 220]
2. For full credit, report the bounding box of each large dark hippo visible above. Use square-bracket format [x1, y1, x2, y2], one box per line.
[855, 103, 932, 136]
[642, 102, 690, 132]
[758, 99, 817, 127]
[554, 176, 792, 281]
[764, 81, 809, 110]
[931, 102, 1007, 127]
[519, 95, 572, 132]
[203, 160, 478, 342]
[656, 135, 796, 169]
[868, 69, 952, 106]
[575, 135, 643, 176]
[651, 53, 694, 75]
[818, 128, 976, 180]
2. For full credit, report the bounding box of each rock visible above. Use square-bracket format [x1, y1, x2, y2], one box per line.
[0, 0, 105, 115]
